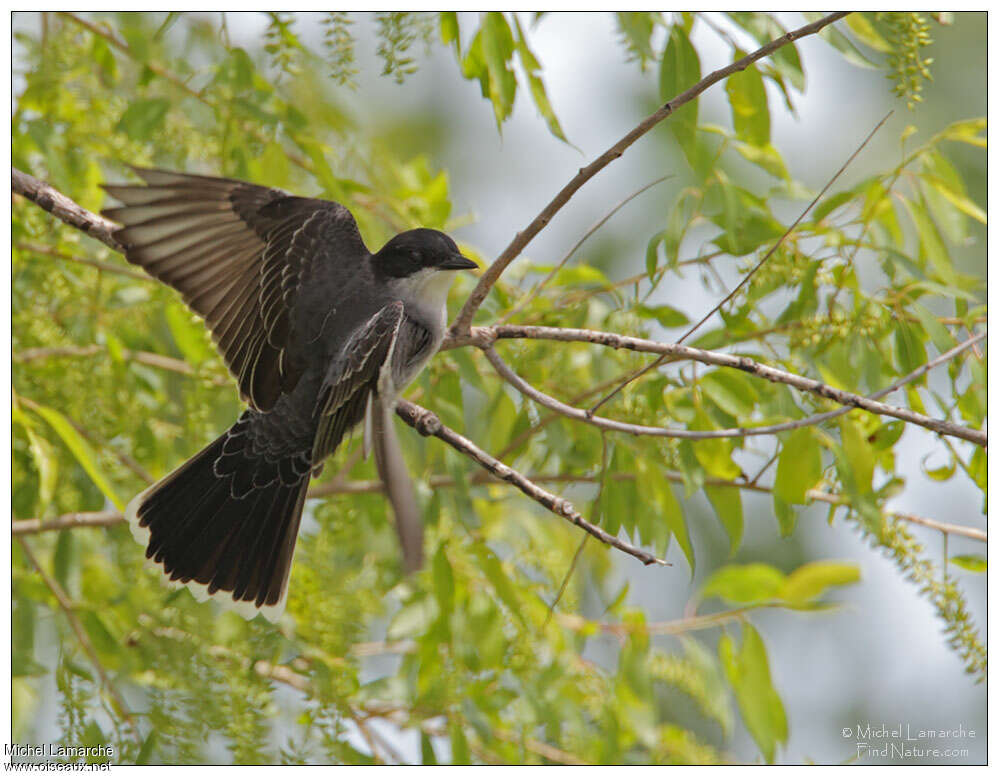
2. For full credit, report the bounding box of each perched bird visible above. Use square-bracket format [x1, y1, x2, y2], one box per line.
[103, 167, 477, 622]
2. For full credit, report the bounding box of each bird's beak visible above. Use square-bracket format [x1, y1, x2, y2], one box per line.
[439, 253, 478, 271]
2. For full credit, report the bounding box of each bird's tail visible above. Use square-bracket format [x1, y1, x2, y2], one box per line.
[125, 417, 311, 622]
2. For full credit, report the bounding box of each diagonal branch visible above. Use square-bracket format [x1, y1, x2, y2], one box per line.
[12, 167, 121, 250]
[451, 11, 851, 332]
[393, 399, 668, 567]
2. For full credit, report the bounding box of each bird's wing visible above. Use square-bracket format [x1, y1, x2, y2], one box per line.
[311, 301, 405, 462]
[103, 167, 367, 411]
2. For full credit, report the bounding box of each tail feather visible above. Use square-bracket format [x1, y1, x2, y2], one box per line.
[126, 423, 310, 622]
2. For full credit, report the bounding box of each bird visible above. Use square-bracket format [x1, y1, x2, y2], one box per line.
[102, 167, 478, 623]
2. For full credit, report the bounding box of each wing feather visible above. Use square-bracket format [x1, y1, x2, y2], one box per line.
[311, 302, 405, 463]
[103, 166, 367, 410]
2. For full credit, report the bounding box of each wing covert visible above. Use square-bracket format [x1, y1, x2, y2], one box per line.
[311, 301, 405, 462]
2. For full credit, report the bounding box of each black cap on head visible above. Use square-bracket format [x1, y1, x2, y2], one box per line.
[373, 229, 477, 278]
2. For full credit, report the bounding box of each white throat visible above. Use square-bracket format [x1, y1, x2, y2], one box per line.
[390, 267, 459, 335]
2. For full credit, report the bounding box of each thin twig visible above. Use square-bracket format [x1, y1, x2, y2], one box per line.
[15, 343, 230, 387]
[588, 110, 892, 415]
[17, 241, 149, 281]
[544, 434, 609, 626]
[498, 174, 672, 324]
[394, 400, 668, 567]
[451, 11, 850, 332]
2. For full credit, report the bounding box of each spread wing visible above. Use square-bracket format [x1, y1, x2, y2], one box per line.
[311, 301, 405, 462]
[102, 167, 367, 411]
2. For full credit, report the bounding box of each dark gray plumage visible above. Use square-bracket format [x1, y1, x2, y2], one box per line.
[106, 167, 476, 621]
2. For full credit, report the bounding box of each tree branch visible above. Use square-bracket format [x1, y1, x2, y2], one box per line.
[450, 11, 851, 332]
[15, 472, 985, 543]
[465, 327, 986, 447]
[12, 167, 121, 250]
[393, 399, 668, 567]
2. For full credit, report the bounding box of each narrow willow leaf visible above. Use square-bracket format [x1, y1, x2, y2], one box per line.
[27, 401, 124, 510]
[845, 13, 893, 53]
[719, 624, 788, 764]
[704, 485, 744, 555]
[778, 561, 860, 605]
[950, 555, 986, 574]
[775, 429, 822, 506]
[701, 563, 784, 605]
[115, 97, 170, 141]
[839, 419, 874, 494]
[659, 24, 701, 150]
[725, 55, 769, 147]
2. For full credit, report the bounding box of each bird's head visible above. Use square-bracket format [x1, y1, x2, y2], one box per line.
[372, 229, 477, 279]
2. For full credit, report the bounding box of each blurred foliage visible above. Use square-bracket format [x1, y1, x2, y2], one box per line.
[12, 11, 985, 765]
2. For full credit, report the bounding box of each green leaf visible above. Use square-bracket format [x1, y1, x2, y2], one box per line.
[950, 555, 986, 574]
[725, 55, 769, 147]
[933, 117, 986, 148]
[449, 717, 470, 764]
[775, 429, 822, 506]
[845, 13, 893, 53]
[165, 303, 211, 367]
[513, 16, 567, 142]
[691, 410, 741, 480]
[13, 404, 58, 514]
[901, 196, 956, 285]
[804, 12, 879, 68]
[725, 13, 804, 92]
[440, 12, 460, 54]
[909, 303, 955, 353]
[27, 400, 124, 510]
[778, 561, 860, 605]
[467, 12, 518, 129]
[699, 369, 759, 418]
[53, 531, 74, 591]
[616, 12, 659, 69]
[656, 477, 695, 573]
[115, 98, 170, 141]
[733, 141, 789, 180]
[701, 563, 784, 605]
[635, 303, 689, 329]
[659, 25, 701, 150]
[420, 732, 438, 765]
[387, 595, 438, 640]
[894, 320, 927, 374]
[432, 544, 455, 616]
[136, 731, 158, 766]
[719, 624, 788, 763]
[839, 419, 874, 494]
[704, 485, 744, 555]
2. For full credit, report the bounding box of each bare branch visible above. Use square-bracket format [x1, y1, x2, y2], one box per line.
[12, 167, 121, 250]
[451, 11, 851, 332]
[393, 399, 668, 567]
[15, 343, 229, 386]
[12, 510, 123, 535]
[473, 327, 986, 447]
